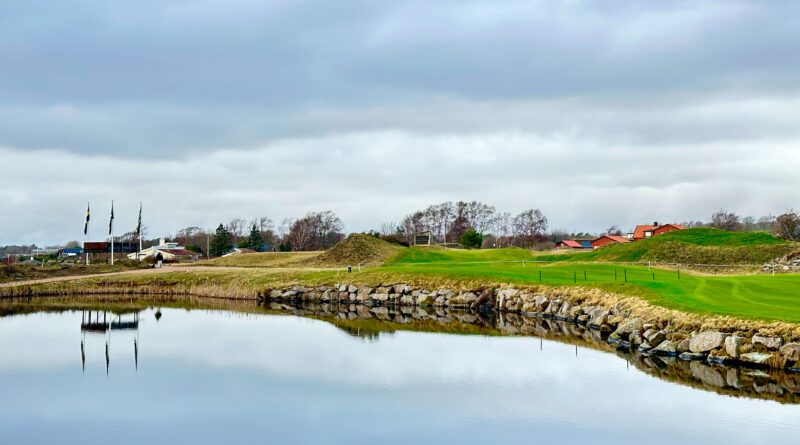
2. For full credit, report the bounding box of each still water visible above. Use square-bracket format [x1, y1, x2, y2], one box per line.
[1, 306, 799, 445]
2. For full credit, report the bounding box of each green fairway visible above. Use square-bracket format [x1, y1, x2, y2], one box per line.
[380, 246, 800, 323]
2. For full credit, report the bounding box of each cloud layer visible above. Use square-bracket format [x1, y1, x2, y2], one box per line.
[1, 0, 799, 244]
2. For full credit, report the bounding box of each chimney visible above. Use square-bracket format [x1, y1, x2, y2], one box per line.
[653, 221, 659, 227]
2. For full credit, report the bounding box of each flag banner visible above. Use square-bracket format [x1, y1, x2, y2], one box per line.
[84, 203, 91, 235]
[135, 203, 142, 237]
[108, 201, 115, 236]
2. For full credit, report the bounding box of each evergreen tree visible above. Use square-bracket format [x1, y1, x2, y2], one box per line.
[247, 223, 264, 251]
[209, 223, 233, 257]
[460, 229, 484, 249]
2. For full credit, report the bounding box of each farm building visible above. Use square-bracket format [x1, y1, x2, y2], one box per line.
[591, 235, 631, 249]
[413, 231, 433, 246]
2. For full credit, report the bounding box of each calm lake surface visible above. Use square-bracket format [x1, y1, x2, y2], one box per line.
[1, 306, 800, 445]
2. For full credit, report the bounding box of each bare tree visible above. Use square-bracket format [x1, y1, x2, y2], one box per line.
[709, 209, 741, 231]
[380, 221, 397, 236]
[286, 211, 345, 251]
[775, 210, 800, 241]
[512, 209, 548, 248]
[226, 218, 247, 243]
[605, 225, 623, 236]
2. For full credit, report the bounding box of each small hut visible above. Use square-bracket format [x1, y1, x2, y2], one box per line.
[413, 231, 433, 246]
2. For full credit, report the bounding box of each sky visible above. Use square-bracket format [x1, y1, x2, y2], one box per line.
[2, 0, 800, 245]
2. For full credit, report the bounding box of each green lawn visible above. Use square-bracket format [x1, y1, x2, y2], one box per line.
[379, 246, 800, 323]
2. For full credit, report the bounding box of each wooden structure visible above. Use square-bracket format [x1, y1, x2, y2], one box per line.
[413, 231, 433, 246]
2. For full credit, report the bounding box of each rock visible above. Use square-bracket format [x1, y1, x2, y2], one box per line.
[689, 331, 728, 353]
[568, 306, 584, 319]
[724, 336, 746, 359]
[752, 335, 783, 350]
[497, 288, 520, 299]
[281, 290, 298, 298]
[677, 338, 691, 353]
[739, 352, 775, 366]
[587, 308, 609, 326]
[533, 295, 549, 312]
[644, 329, 666, 346]
[679, 352, 707, 361]
[778, 343, 800, 362]
[347, 285, 358, 293]
[690, 362, 726, 387]
[651, 340, 677, 356]
[269, 290, 283, 299]
[416, 293, 434, 305]
[629, 330, 644, 346]
[399, 295, 415, 305]
[372, 293, 389, 302]
[614, 318, 643, 337]
[576, 314, 590, 324]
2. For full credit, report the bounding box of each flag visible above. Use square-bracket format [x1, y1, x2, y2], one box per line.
[108, 201, 115, 236]
[135, 203, 142, 238]
[83, 203, 90, 235]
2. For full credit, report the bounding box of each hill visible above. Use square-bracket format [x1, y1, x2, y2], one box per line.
[199, 251, 321, 268]
[548, 228, 798, 265]
[309, 234, 406, 267]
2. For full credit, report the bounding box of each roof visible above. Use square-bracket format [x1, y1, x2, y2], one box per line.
[160, 249, 200, 256]
[598, 235, 630, 244]
[632, 224, 658, 239]
[558, 240, 583, 248]
[657, 223, 685, 230]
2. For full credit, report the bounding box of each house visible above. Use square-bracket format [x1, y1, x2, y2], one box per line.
[59, 247, 84, 258]
[127, 239, 201, 262]
[627, 222, 685, 241]
[555, 240, 593, 250]
[591, 235, 631, 249]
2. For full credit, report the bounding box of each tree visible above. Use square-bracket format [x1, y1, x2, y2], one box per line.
[448, 215, 472, 244]
[512, 209, 549, 248]
[460, 229, 484, 249]
[742, 216, 756, 231]
[710, 209, 741, 231]
[247, 223, 264, 250]
[775, 211, 800, 241]
[286, 211, 345, 251]
[605, 225, 623, 236]
[209, 224, 233, 257]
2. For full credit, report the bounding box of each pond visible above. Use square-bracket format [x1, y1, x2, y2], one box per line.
[1, 301, 799, 445]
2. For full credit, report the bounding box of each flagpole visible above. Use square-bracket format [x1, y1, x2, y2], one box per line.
[110, 200, 115, 266]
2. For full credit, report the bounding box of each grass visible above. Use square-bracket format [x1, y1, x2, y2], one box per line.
[534, 228, 799, 265]
[0, 260, 149, 284]
[197, 251, 321, 268]
[308, 234, 406, 266]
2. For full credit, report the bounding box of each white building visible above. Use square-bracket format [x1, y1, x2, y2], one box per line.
[127, 239, 201, 262]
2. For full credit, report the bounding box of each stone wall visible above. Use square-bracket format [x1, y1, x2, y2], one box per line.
[261, 282, 800, 372]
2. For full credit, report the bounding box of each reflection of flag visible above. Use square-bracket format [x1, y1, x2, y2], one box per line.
[135, 203, 142, 238]
[108, 201, 114, 235]
[83, 203, 90, 235]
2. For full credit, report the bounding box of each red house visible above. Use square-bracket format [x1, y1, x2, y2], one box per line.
[555, 240, 592, 250]
[591, 235, 631, 249]
[628, 222, 685, 241]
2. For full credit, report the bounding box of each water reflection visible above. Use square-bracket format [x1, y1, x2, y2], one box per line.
[1, 299, 800, 445]
[79, 311, 141, 374]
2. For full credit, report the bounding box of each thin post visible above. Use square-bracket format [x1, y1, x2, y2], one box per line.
[573, 271, 576, 283]
[624, 269, 627, 282]
[614, 270, 617, 281]
[110, 233, 114, 265]
[539, 271, 542, 282]
[652, 272, 655, 280]
[584, 271, 587, 281]
[648, 261, 651, 271]
[677, 269, 680, 280]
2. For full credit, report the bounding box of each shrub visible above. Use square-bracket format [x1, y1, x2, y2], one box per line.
[460, 229, 484, 249]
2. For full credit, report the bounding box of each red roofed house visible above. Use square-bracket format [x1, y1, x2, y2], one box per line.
[555, 240, 592, 250]
[591, 235, 631, 249]
[627, 222, 686, 241]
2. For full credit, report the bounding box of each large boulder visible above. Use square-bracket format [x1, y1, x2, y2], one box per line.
[689, 331, 728, 353]
[752, 335, 784, 350]
[651, 340, 677, 356]
[644, 329, 666, 346]
[739, 352, 775, 366]
[587, 308, 610, 326]
[779, 343, 800, 362]
[724, 336, 746, 359]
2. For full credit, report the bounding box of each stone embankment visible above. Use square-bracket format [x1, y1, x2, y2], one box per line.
[261, 283, 800, 373]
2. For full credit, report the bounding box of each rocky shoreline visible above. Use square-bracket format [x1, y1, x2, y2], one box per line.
[261, 283, 800, 373]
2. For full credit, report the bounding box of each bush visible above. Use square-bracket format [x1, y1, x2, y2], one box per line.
[460, 229, 484, 249]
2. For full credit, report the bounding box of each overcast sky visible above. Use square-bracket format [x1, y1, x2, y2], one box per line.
[2, 0, 800, 245]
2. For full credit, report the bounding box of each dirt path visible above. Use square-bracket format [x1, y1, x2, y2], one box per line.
[0, 266, 247, 288]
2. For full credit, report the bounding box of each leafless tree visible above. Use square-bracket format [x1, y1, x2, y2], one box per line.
[709, 209, 741, 231]
[286, 211, 345, 251]
[775, 210, 800, 241]
[380, 221, 397, 236]
[512, 209, 549, 248]
[605, 225, 623, 236]
[226, 218, 247, 243]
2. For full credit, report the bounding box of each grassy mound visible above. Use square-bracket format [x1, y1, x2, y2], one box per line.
[545, 228, 798, 265]
[310, 234, 406, 266]
[388, 246, 538, 264]
[199, 251, 321, 268]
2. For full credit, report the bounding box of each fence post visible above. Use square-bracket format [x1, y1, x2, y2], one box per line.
[573, 271, 576, 283]
[539, 271, 542, 282]
[624, 269, 627, 283]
